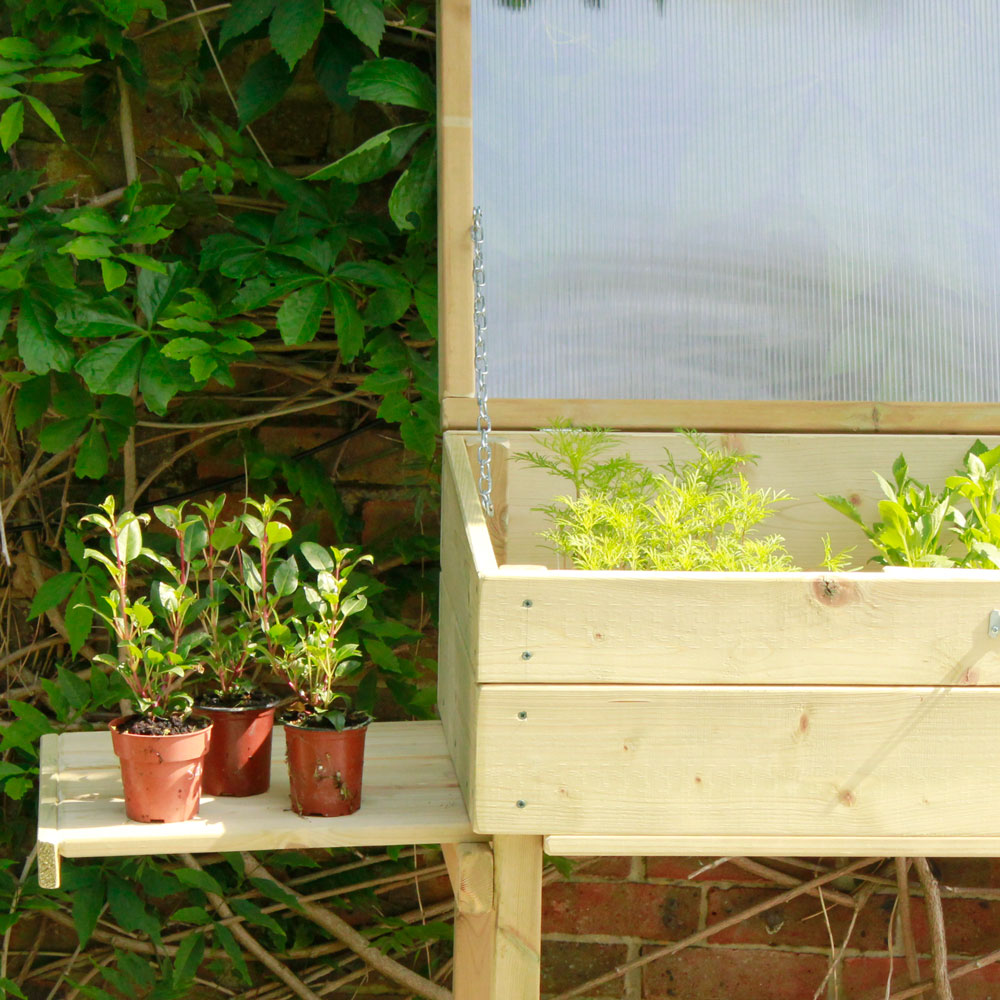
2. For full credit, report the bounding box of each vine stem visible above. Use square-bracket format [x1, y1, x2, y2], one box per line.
[895, 857, 921, 985]
[913, 857, 954, 1000]
[0, 845, 36, 980]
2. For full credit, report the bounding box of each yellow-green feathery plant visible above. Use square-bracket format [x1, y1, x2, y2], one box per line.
[517, 424, 797, 572]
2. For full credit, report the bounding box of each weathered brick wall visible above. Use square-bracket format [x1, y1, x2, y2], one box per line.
[540, 856, 1000, 1000]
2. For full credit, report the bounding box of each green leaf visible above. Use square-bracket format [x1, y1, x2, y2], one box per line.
[116, 252, 166, 273]
[173, 867, 224, 895]
[0, 100, 24, 151]
[0, 38, 38, 60]
[52, 374, 95, 417]
[336, 0, 385, 53]
[237, 51, 294, 126]
[17, 297, 74, 374]
[348, 57, 434, 111]
[62, 211, 118, 235]
[15, 374, 50, 429]
[329, 284, 365, 360]
[249, 877, 303, 912]
[56, 663, 91, 710]
[276, 282, 326, 345]
[122, 517, 143, 563]
[24, 94, 64, 141]
[219, 0, 277, 49]
[171, 906, 212, 925]
[100, 259, 128, 291]
[228, 898, 286, 942]
[172, 931, 205, 987]
[212, 922, 250, 984]
[389, 137, 436, 231]
[38, 416, 88, 453]
[75, 423, 108, 478]
[270, 0, 324, 68]
[364, 284, 411, 327]
[273, 555, 299, 597]
[314, 22, 364, 110]
[28, 571, 79, 620]
[76, 338, 146, 395]
[106, 876, 157, 937]
[412, 270, 437, 337]
[308, 122, 427, 183]
[337, 260, 408, 290]
[299, 540, 334, 571]
[99, 394, 136, 428]
[0, 976, 27, 998]
[139, 347, 184, 416]
[65, 580, 94, 654]
[137, 262, 192, 325]
[60, 235, 113, 260]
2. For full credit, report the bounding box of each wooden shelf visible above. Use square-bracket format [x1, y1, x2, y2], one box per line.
[37, 721, 484, 889]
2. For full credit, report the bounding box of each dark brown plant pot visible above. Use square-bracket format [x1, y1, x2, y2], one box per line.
[285, 721, 368, 817]
[197, 703, 277, 797]
[110, 717, 213, 823]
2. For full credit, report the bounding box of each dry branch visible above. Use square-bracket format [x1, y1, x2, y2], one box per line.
[913, 857, 953, 1000]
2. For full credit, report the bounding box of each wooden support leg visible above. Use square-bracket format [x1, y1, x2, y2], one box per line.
[444, 842, 496, 1000]
[492, 835, 542, 1000]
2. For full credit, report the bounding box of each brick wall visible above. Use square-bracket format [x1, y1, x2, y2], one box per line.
[540, 856, 1000, 1000]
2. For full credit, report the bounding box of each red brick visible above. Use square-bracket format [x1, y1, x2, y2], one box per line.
[571, 857, 634, 879]
[362, 498, 417, 543]
[542, 882, 700, 940]
[705, 886, 894, 950]
[841, 955, 1000, 999]
[904, 895, 1000, 956]
[541, 941, 627, 997]
[642, 946, 829, 1000]
[645, 857, 775, 883]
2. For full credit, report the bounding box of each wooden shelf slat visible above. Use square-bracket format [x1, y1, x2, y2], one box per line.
[38, 721, 484, 889]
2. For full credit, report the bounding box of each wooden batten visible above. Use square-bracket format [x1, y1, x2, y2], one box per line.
[472, 685, 1000, 845]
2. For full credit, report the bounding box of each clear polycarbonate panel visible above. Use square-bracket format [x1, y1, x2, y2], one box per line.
[471, 0, 1000, 401]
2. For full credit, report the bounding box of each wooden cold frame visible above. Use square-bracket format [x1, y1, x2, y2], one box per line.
[439, 432, 1000, 853]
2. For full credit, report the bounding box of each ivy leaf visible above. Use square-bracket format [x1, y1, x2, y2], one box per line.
[75, 423, 108, 478]
[237, 51, 294, 126]
[276, 282, 326, 345]
[388, 137, 436, 231]
[219, 0, 277, 49]
[270, 0, 324, 69]
[308, 122, 427, 183]
[172, 931, 205, 989]
[15, 374, 50, 429]
[329, 284, 364, 360]
[38, 416, 88, 453]
[348, 57, 434, 112]
[17, 298, 74, 374]
[100, 259, 127, 291]
[0, 100, 24, 150]
[76, 338, 146, 395]
[314, 23, 363, 110]
[69, 875, 104, 948]
[335, 0, 384, 54]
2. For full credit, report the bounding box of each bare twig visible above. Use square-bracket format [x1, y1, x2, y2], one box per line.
[810, 881, 878, 1000]
[239, 853, 452, 1000]
[727, 858, 857, 909]
[1, 846, 36, 979]
[895, 858, 921, 985]
[550, 857, 882, 1000]
[913, 858, 953, 1000]
[180, 855, 322, 1000]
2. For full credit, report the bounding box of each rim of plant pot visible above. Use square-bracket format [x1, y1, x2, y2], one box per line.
[195, 692, 284, 714]
[282, 709, 373, 731]
[110, 712, 212, 737]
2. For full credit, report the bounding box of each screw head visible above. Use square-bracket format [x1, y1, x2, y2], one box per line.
[517, 711, 527, 720]
[522, 599, 533, 608]
[521, 651, 532, 660]
[516, 800, 526, 809]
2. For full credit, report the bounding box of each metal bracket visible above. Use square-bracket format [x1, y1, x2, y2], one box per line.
[989, 610, 1000, 638]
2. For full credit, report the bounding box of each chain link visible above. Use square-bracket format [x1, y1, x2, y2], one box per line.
[471, 206, 494, 517]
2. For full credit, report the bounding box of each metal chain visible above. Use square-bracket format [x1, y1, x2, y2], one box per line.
[471, 206, 494, 516]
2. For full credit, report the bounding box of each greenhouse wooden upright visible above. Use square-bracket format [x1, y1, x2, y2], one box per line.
[437, 0, 1000, 994]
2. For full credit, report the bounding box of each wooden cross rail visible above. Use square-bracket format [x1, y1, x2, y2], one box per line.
[36, 720, 545, 1000]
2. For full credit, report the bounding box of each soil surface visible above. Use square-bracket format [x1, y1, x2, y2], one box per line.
[197, 689, 279, 710]
[282, 709, 372, 731]
[116, 713, 211, 736]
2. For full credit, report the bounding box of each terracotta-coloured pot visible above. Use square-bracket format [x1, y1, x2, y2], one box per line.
[110, 716, 212, 823]
[197, 702, 277, 797]
[285, 722, 368, 817]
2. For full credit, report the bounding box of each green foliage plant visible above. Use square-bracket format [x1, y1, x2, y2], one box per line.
[270, 545, 373, 730]
[822, 441, 1000, 569]
[80, 496, 200, 718]
[517, 423, 797, 572]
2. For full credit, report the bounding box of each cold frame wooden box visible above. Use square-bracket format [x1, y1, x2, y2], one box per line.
[435, 0, 1000, 856]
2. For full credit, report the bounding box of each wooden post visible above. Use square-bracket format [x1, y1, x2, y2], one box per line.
[444, 842, 496, 1000]
[492, 835, 543, 1000]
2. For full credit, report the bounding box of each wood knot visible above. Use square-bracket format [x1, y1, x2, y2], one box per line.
[812, 577, 858, 608]
[837, 788, 856, 807]
[799, 713, 809, 733]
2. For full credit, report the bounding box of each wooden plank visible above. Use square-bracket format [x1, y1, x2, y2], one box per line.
[474, 685, 1000, 843]
[492, 835, 542, 1000]
[545, 835, 1000, 858]
[442, 396, 1000, 435]
[467, 439, 509, 566]
[478, 568, 1000, 685]
[443, 841, 494, 914]
[37, 734, 60, 889]
[437, 0, 475, 401]
[43, 723, 484, 862]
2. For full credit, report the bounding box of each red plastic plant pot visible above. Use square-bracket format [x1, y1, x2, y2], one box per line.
[284, 721, 368, 817]
[198, 703, 277, 797]
[110, 717, 212, 823]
